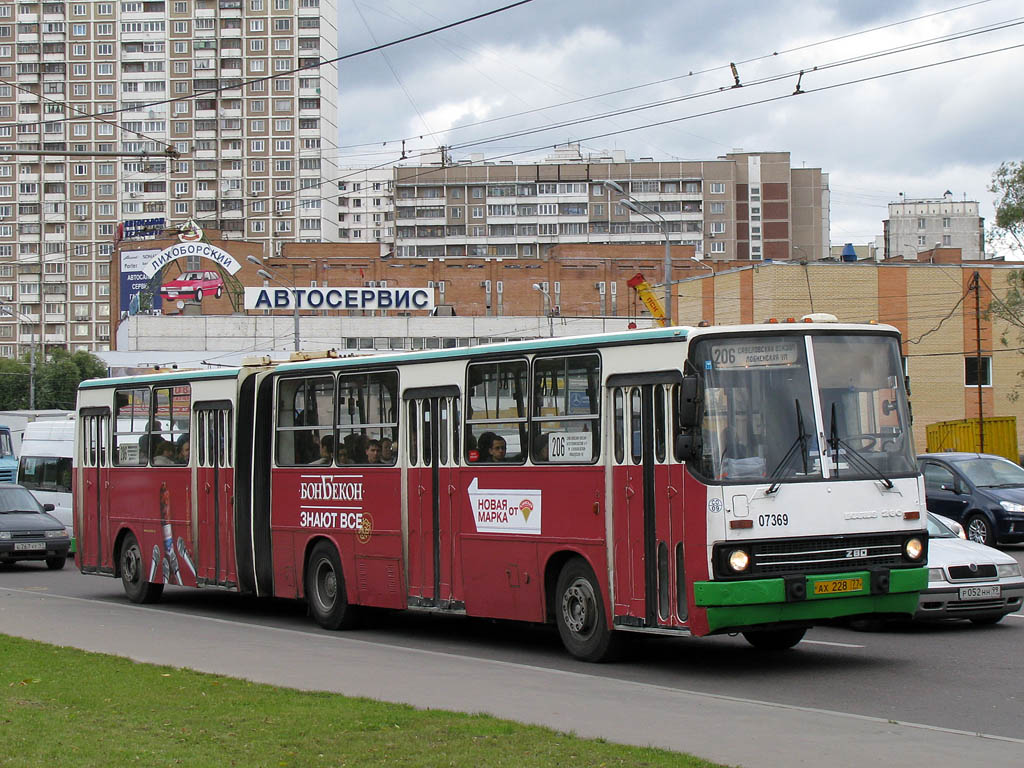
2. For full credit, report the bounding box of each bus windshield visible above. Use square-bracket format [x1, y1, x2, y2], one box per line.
[692, 333, 915, 483]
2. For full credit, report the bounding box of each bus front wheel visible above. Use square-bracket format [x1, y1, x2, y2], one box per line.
[555, 558, 619, 662]
[120, 532, 163, 604]
[742, 628, 806, 650]
[306, 541, 357, 630]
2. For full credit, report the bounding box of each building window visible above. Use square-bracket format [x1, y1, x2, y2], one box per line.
[943, 234, 951, 247]
[917, 217, 926, 230]
[710, 241, 726, 253]
[710, 182, 725, 194]
[965, 356, 991, 387]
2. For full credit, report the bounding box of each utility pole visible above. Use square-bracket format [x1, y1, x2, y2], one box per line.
[973, 271, 984, 452]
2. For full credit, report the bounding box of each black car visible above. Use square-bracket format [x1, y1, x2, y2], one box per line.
[918, 452, 1024, 546]
[0, 482, 71, 569]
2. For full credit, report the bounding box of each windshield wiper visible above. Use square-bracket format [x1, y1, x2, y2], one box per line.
[765, 399, 810, 495]
[828, 403, 893, 489]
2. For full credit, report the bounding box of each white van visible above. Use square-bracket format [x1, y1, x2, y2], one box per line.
[17, 418, 75, 549]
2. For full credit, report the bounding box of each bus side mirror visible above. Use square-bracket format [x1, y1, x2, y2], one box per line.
[675, 433, 697, 462]
[43, 503, 55, 512]
[678, 374, 698, 427]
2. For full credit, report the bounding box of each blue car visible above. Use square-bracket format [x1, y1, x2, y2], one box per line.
[918, 452, 1024, 546]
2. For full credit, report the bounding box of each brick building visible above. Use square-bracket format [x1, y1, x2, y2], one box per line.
[678, 253, 1024, 450]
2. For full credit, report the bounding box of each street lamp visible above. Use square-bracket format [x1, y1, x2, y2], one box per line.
[603, 179, 673, 326]
[532, 283, 554, 337]
[247, 254, 300, 352]
[689, 257, 714, 275]
[0, 303, 36, 408]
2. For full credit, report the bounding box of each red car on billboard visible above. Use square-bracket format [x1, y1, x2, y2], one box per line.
[159, 271, 224, 302]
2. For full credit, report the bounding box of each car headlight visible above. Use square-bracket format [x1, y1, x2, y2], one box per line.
[728, 548, 750, 573]
[928, 568, 946, 582]
[44, 528, 68, 539]
[999, 501, 1024, 513]
[904, 537, 924, 561]
[0, 531, 10, 540]
[997, 563, 1022, 579]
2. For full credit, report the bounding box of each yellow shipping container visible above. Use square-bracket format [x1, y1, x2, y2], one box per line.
[925, 416, 1019, 464]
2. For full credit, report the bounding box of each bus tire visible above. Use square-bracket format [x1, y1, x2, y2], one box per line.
[120, 532, 163, 604]
[306, 541, 357, 630]
[742, 628, 806, 650]
[555, 558, 619, 662]
[45, 555, 66, 570]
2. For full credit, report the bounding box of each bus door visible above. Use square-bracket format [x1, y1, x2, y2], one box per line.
[405, 387, 461, 607]
[195, 402, 234, 586]
[610, 375, 679, 627]
[78, 409, 110, 571]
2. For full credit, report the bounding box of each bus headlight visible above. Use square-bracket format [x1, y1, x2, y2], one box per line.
[728, 549, 750, 573]
[904, 537, 924, 561]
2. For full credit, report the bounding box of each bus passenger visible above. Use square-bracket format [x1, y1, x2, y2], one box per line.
[153, 442, 177, 466]
[533, 433, 549, 462]
[488, 436, 507, 463]
[178, 441, 190, 465]
[476, 431, 496, 462]
[380, 437, 394, 464]
[313, 435, 334, 465]
[365, 439, 382, 464]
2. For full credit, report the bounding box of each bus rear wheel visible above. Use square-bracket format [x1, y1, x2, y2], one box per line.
[120, 532, 163, 604]
[742, 628, 806, 650]
[555, 558, 619, 662]
[306, 541, 357, 630]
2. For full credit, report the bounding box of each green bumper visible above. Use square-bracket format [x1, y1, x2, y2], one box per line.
[694, 567, 927, 633]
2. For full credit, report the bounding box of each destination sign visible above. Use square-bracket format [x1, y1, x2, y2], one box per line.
[709, 340, 801, 369]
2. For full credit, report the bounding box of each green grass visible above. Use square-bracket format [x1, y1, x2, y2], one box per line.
[0, 634, 726, 768]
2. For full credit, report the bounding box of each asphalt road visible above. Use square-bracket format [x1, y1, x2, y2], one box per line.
[2, 547, 1023, 768]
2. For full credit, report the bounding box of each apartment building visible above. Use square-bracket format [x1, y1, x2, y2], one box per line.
[336, 166, 392, 250]
[0, 0, 339, 358]
[884, 191, 986, 261]
[338, 146, 829, 264]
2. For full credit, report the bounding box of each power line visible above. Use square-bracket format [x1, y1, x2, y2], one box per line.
[334, 0, 1001, 152]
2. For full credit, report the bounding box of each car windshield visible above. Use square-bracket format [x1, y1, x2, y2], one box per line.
[954, 456, 1024, 487]
[0, 486, 43, 513]
[927, 514, 958, 539]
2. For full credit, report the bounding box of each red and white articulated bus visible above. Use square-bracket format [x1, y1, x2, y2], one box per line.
[75, 323, 928, 661]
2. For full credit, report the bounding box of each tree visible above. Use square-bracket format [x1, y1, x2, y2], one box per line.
[0, 348, 107, 411]
[990, 161, 1024, 257]
[0, 357, 29, 410]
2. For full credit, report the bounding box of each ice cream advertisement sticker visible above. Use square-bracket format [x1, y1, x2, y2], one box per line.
[467, 478, 542, 535]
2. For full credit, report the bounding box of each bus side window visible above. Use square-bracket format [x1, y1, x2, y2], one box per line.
[114, 386, 150, 466]
[654, 384, 667, 463]
[629, 388, 642, 465]
[613, 388, 625, 465]
[408, 401, 418, 465]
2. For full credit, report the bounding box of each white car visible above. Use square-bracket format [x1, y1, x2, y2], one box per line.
[918, 513, 1024, 624]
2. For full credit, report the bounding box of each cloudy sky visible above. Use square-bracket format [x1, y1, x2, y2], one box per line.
[334, 0, 1022, 256]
